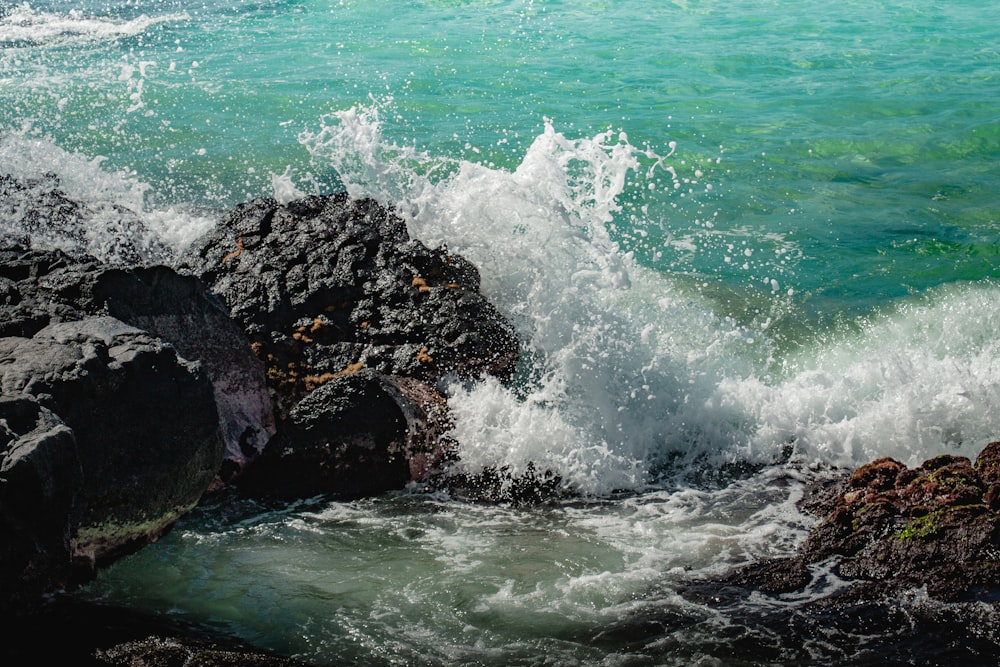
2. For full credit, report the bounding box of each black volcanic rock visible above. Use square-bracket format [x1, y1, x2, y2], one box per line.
[0, 317, 224, 587]
[0, 246, 274, 479]
[0, 244, 265, 607]
[176, 193, 520, 423]
[90, 266, 274, 479]
[0, 393, 81, 610]
[236, 369, 456, 500]
[0, 188, 526, 667]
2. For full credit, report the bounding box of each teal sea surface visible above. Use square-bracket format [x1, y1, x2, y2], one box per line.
[2, 1, 1000, 664]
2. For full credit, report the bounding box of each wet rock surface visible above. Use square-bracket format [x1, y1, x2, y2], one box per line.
[235, 369, 457, 500]
[176, 193, 524, 501]
[176, 193, 519, 423]
[707, 442, 1000, 605]
[0, 393, 80, 610]
[1, 315, 224, 601]
[1, 188, 525, 664]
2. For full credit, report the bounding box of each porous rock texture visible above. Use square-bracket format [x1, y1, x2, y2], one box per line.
[716, 442, 1000, 604]
[177, 193, 520, 499]
[176, 193, 519, 422]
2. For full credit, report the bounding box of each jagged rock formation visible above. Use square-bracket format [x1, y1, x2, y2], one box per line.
[1, 188, 523, 621]
[176, 193, 520, 499]
[713, 442, 1000, 604]
[176, 193, 519, 422]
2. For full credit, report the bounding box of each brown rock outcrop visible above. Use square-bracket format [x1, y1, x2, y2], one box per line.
[719, 443, 1000, 603]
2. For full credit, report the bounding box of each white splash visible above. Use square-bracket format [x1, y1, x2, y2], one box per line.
[299, 105, 764, 493]
[0, 3, 189, 47]
[270, 165, 307, 205]
[0, 131, 214, 261]
[724, 282, 1000, 469]
[299, 103, 1000, 492]
[5, 103, 996, 494]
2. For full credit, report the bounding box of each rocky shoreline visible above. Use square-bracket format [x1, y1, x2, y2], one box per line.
[2, 177, 521, 664]
[704, 443, 1000, 605]
[3, 174, 1000, 664]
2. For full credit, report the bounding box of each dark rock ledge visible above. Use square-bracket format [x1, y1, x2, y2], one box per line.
[695, 442, 1000, 605]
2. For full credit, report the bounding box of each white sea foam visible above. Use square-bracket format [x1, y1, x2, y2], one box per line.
[726, 282, 1000, 469]
[0, 131, 215, 260]
[299, 104, 1000, 491]
[0, 3, 189, 47]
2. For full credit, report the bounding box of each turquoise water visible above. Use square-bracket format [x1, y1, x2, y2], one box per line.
[3, 1, 1000, 664]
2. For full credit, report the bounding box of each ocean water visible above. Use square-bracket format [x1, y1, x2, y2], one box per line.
[3, 0, 1000, 664]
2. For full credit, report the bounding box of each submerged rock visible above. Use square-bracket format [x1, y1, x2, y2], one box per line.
[426, 461, 566, 506]
[713, 442, 1000, 604]
[2, 595, 315, 667]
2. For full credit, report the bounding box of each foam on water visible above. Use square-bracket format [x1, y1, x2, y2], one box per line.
[0, 3, 189, 47]
[299, 105, 1000, 495]
[80, 458, 840, 666]
[736, 281, 1000, 469]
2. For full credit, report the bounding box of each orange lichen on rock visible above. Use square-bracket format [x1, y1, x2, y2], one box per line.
[337, 361, 365, 376]
[303, 362, 366, 390]
[310, 317, 327, 333]
[221, 235, 244, 264]
[303, 372, 335, 391]
[411, 276, 431, 293]
[416, 347, 433, 364]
